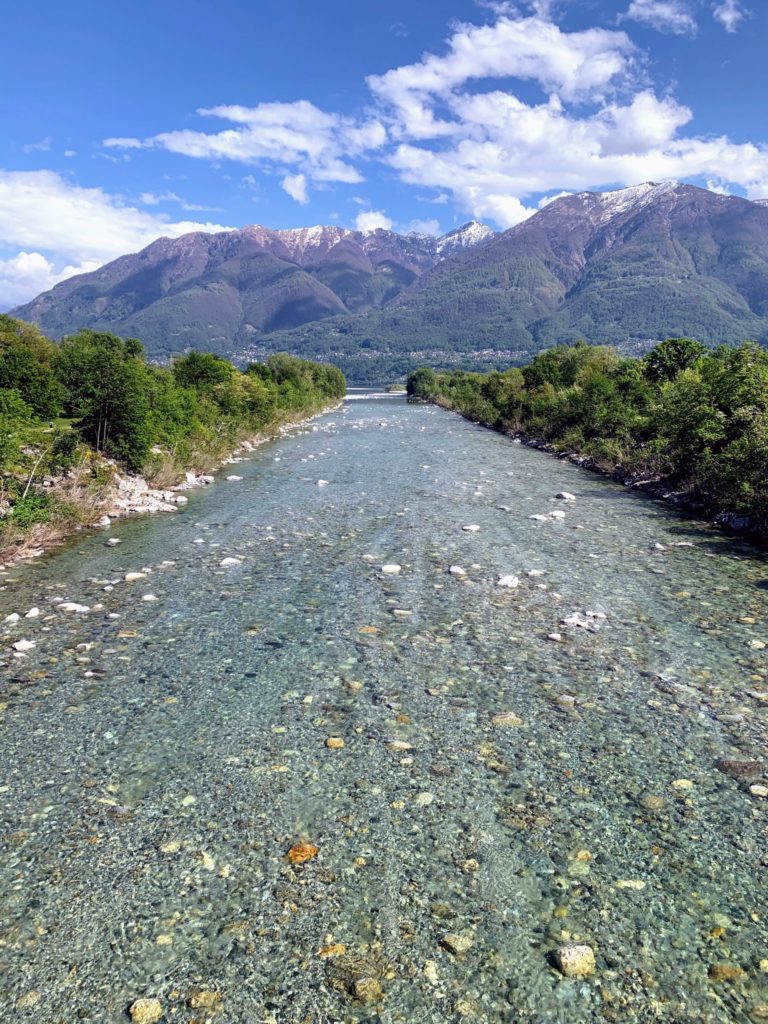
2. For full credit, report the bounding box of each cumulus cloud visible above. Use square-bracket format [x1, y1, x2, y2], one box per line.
[622, 0, 697, 35]
[281, 173, 309, 204]
[355, 210, 393, 232]
[406, 218, 441, 235]
[106, 101, 387, 189]
[0, 170, 231, 308]
[712, 0, 746, 32]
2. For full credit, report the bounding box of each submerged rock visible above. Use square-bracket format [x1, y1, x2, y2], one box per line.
[553, 944, 596, 978]
[129, 998, 163, 1024]
[286, 842, 318, 864]
[715, 758, 762, 779]
[441, 933, 474, 955]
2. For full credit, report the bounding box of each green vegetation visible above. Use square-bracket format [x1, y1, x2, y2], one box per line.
[0, 315, 345, 557]
[408, 338, 768, 531]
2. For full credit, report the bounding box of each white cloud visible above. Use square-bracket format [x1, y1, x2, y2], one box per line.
[22, 137, 54, 154]
[281, 172, 309, 204]
[107, 101, 387, 189]
[712, 0, 746, 32]
[623, 0, 697, 35]
[355, 210, 393, 232]
[0, 170, 231, 308]
[406, 218, 441, 235]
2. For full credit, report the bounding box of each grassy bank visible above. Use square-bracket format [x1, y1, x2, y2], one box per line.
[0, 316, 345, 562]
[407, 338, 768, 535]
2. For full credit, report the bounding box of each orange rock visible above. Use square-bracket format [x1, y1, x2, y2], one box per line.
[325, 737, 345, 750]
[286, 842, 319, 864]
[358, 625, 381, 635]
[318, 943, 347, 958]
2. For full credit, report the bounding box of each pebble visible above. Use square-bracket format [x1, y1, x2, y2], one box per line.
[25, 607, 40, 618]
[491, 711, 523, 727]
[553, 944, 596, 978]
[381, 564, 401, 575]
[497, 575, 519, 588]
[325, 737, 345, 750]
[530, 514, 549, 522]
[441, 933, 474, 955]
[549, 509, 566, 519]
[672, 779, 694, 790]
[423, 960, 439, 985]
[462, 525, 480, 532]
[353, 977, 382, 1004]
[317, 479, 329, 486]
[12, 639, 35, 652]
[709, 963, 745, 983]
[106, 538, 122, 546]
[750, 784, 768, 798]
[124, 572, 147, 582]
[219, 557, 242, 567]
[615, 879, 646, 890]
[141, 594, 158, 602]
[226, 475, 243, 481]
[556, 492, 576, 501]
[449, 565, 467, 576]
[415, 792, 434, 806]
[187, 989, 223, 1011]
[129, 998, 163, 1024]
[715, 758, 762, 779]
[548, 632, 563, 642]
[4, 613, 20, 623]
[59, 602, 90, 613]
[286, 842, 319, 864]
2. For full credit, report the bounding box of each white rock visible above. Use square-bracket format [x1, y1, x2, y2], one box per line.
[497, 575, 520, 588]
[141, 594, 159, 602]
[106, 538, 122, 547]
[226, 475, 243, 481]
[527, 569, 545, 577]
[381, 564, 402, 575]
[219, 557, 242, 567]
[173, 495, 188, 505]
[4, 613, 20, 624]
[95, 515, 111, 527]
[59, 602, 90, 613]
[549, 510, 566, 520]
[25, 607, 40, 619]
[449, 565, 467, 576]
[462, 524, 480, 532]
[124, 572, 147, 582]
[317, 479, 329, 487]
[529, 514, 549, 522]
[12, 639, 35, 652]
[556, 492, 576, 501]
[548, 633, 563, 642]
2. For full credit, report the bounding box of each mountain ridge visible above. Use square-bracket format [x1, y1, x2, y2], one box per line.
[11, 182, 768, 382]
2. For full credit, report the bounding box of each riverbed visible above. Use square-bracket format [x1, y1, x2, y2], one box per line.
[1, 394, 766, 1023]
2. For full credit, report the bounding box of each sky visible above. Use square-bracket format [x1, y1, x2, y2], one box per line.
[0, 0, 766, 309]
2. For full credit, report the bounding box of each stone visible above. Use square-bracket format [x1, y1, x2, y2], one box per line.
[219, 557, 242, 567]
[672, 779, 694, 790]
[141, 594, 158, 603]
[462, 525, 480, 532]
[326, 737, 345, 750]
[415, 792, 434, 806]
[497, 575, 519, 588]
[318, 943, 347, 957]
[556, 492, 576, 501]
[106, 537, 122, 546]
[441, 933, 474, 955]
[124, 572, 147, 582]
[25, 607, 40, 618]
[529, 514, 549, 522]
[492, 711, 523, 727]
[548, 632, 563, 642]
[423, 960, 439, 985]
[226, 475, 243, 481]
[449, 565, 467, 576]
[715, 758, 762, 779]
[553, 944, 596, 978]
[15, 991, 40, 1009]
[317, 479, 329, 486]
[640, 795, 665, 812]
[381, 564, 401, 575]
[187, 988, 223, 1011]
[353, 977, 382, 1004]
[12, 639, 35, 652]
[615, 879, 646, 890]
[286, 842, 319, 864]
[129, 998, 163, 1024]
[750, 784, 768, 798]
[709, 963, 745, 983]
[392, 608, 412, 617]
[549, 509, 566, 519]
[4, 612, 20, 623]
[60, 602, 90, 613]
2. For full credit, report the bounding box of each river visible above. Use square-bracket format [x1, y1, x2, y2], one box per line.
[1, 394, 766, 1023]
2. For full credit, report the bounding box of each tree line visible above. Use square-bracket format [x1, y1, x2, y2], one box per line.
[408, 338, 768, 531]
[0, 315, 345, 534]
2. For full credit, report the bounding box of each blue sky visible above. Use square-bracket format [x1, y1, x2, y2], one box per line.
[0, 0, 765, 308]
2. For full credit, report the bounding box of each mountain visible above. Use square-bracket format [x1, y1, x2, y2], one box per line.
[11, 221, 494, 358]
[261, 183, 768, 380]
[11, 183, 768, 383]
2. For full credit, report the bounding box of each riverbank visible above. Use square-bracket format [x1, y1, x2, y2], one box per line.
[407, 341, 768, 546]
[0, 400, 341, 568]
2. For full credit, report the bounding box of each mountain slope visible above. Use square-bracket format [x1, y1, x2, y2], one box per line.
[11, 221, 494, 357]
[262, 183, 768, 379]
[11, 183, 768, 382]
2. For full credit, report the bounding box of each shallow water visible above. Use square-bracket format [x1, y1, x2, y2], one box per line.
[1, 395, 767, 1023]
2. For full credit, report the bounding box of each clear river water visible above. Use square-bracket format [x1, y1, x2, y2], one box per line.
[1, 393, 767, 1024]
